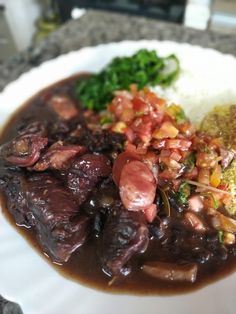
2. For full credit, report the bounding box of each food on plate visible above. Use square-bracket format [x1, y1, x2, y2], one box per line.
[201, 105, 236, 215]
[75, 49, 179, 111]
[0, 52, 236, 295]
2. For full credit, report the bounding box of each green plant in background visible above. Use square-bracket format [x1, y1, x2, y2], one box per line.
[33, 0, 60, 43]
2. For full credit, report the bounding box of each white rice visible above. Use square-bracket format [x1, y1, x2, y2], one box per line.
[151, 48, 236, 124]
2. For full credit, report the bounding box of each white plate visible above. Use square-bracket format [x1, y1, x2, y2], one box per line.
[1, 40, 236, 314]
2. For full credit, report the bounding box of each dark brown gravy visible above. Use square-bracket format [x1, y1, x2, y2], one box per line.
[1, 75, 236, 295]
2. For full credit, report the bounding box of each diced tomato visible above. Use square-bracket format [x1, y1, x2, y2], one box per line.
[152, 139, 166, 149]
[160, 149, 171, 158]
[136, 143, 148, 155]
[218, 183, 229, 191]
[170, 150, 182, 162]
[131, 117, 152, 144]
[210, 164, 222, 188]
[145, 90, 166, 108]
[125, 142, 147, 156]
[121, 108, 135, 123]
[150, 109, 165, 125]
[111, 121, 127, 133]
[125, 142, 137, 153]
[152, 121, 179, 139]
[196, 152, 218, 169]
[160, 156, 181, 170]
[132, 96, 149, 115]
[109, 95, 133, 120]
[143, 151, 159, 164]
[178, 122, 195, 137]
[159, 169, 179, 179]
[125, 127, 136, 142]
[198, 168, 210, 185]
[165, 139, 192, 150]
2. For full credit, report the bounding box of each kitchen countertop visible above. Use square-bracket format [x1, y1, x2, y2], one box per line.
[1, 9, 236, 92]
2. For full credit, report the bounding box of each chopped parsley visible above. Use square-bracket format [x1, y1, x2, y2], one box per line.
[184, 152, 196, 170]
[100, 116, 113, 125]
[75, 49, 180, 111]
[175, 109, 187, 124]
[177, 182, 191, 204]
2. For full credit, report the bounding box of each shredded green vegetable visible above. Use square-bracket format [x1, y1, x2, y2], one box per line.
[175, 109, 187, 124]
[184, 152, 196, 170]
[75, 49, 180, 111]
[177, 182, 191, 204]
[100, 116, 113, 126]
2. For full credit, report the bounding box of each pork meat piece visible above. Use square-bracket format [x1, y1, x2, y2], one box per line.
[67, 154, 111, 205]
[3, 174, 32, 227]
[32, 142, 86, 171]
[48, 95, 79, 120]
[100, 205, 149, 276]
[25, 174, 91, 262]
[3, 173, 91, 262]
[0, 122, 48, 167]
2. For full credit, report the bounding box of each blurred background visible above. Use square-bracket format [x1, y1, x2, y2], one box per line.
[0, 0, 235, 64]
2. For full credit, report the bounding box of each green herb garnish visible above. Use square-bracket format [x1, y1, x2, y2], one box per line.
[175, 109, 187, 124]
[100, 116, 113, 125]
[75, 49, 180, 111]
[177, 182, 191, 204]
[211, 194, 219, 209]
[184, 152, 196, 170]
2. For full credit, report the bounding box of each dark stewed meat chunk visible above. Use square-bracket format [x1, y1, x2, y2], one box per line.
[70, 127, 125, 154]
[35, 214, 90, 263]
[27, 174, 91, 262]
[32, 142, 86, 171]
[3, 174, 31, 227]
[3, 173, 91, 262]
[100, 205, 149, 276]
[67, 154, 111, 205]
[48, 95, 79, 120]
[0, 122, 48, 167]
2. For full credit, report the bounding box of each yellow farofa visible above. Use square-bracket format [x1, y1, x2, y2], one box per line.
[201, 105, 236, 215]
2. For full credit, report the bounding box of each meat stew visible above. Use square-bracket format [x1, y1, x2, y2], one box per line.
[1, 75, 236, 295]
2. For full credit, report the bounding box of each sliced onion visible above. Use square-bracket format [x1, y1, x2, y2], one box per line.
[185, 180, 231, 196]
